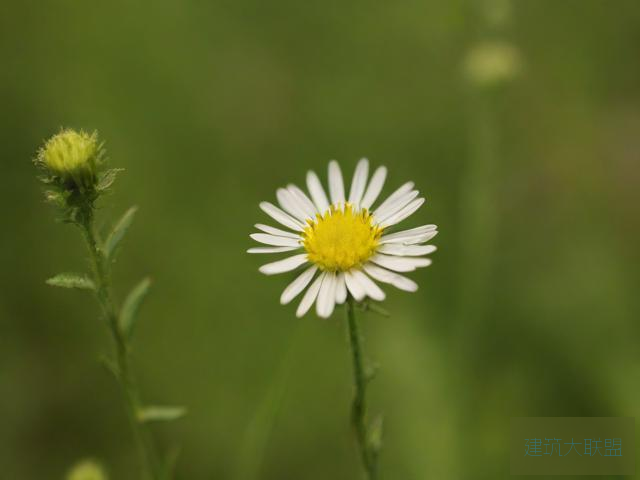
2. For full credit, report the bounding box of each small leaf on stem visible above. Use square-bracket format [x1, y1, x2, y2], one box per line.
[104, 206, 138, 261]
[119, 277, 152, 338]
[46, 273, 96, 290]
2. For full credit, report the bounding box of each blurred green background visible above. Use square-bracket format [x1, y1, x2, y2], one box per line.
[1, 0, 639, 478]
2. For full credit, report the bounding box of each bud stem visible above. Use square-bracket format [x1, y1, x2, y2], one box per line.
[346, 297, 379, 479]
[80, 214, 163, 480]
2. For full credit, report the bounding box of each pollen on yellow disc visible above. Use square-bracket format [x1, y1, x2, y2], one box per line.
[303, 204, 382, 272]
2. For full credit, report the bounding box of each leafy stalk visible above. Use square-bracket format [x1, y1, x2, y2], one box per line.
[79, 210, 163, 480]
[346, 297, 381, 479]
[36, 130, 184, 479]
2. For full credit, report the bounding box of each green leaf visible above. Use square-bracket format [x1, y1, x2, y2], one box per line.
[137, 405, 187, 423]
[46, 273, 95, 290]
[104, 206, 137, 261]
[119, 277, 152, 337]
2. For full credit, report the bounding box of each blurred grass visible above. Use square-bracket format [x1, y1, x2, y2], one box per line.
[1, 0, 640, 478]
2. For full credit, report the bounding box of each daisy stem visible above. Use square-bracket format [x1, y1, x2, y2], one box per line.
[346, 297, 378, 479]
[79, 212, 162, 480]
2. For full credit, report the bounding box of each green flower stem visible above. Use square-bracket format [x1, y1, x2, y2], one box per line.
[80, 213, 162, 480]
[346, 297, 378, 479]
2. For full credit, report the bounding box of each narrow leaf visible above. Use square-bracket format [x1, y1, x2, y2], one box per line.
[119, 277, 152, 337]
[46, 273, 95, 290]
[137, 406, 187, 423]
[104, 206, 138, 261]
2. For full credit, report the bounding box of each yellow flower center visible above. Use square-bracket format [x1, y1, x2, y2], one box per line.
[303, 204, 383, 272]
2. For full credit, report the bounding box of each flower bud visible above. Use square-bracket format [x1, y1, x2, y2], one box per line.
[38, 129, 101, 191]
[66, 459, 108, 480]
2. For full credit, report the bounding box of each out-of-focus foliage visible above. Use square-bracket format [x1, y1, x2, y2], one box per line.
[66, 459, 108, 480]
[1, 0, 639, 479]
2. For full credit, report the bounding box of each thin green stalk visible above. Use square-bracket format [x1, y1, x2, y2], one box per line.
[80, 213, 162, 480]
[346, 297, 378, 480]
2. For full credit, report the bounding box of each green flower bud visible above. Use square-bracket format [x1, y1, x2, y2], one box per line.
[34, 129, 118, 223]
[37, 129, 102, 191]
[463, 41, 522, 88]
[66, 459, 108, 480]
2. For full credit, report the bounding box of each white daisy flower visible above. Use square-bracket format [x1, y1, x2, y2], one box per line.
[249, 158, 438, 318]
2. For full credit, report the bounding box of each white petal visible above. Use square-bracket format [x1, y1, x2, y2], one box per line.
[335, 273, 347, 304]
[306, 171, 330, 213]
[280, 265, 318, 304]
[370, 253, 432, 272]
[250, 233, 301, 247]
[254, 223, 300, 239]
[277, 188, 309, 223]
[377, 244, 437, 256]
[373, 181, 414, 215]
[348, 158, 369, 207]
[335, 272, 347, 304]
[296, 272, 325, 317]
[360, 166, 387, 210]
[374, 190, 419, 223]
[316, 272, 338, 318]
[260, 202, 305, 232]
[328, 160, 345, 205]
[351, 269, 385, 301]
[344, 270, 366, 301]
[381, 224, 437, 239]
[380, 225, 438, 244]
[390, 232, 436, 245]
[287, 184, 318, 218]
[380, 198, 425, 228]
[363, 263, 418, 292]
[247, 246, 300, 254]
[390, 231, 437, 245]
[259, 254, 308, 275]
